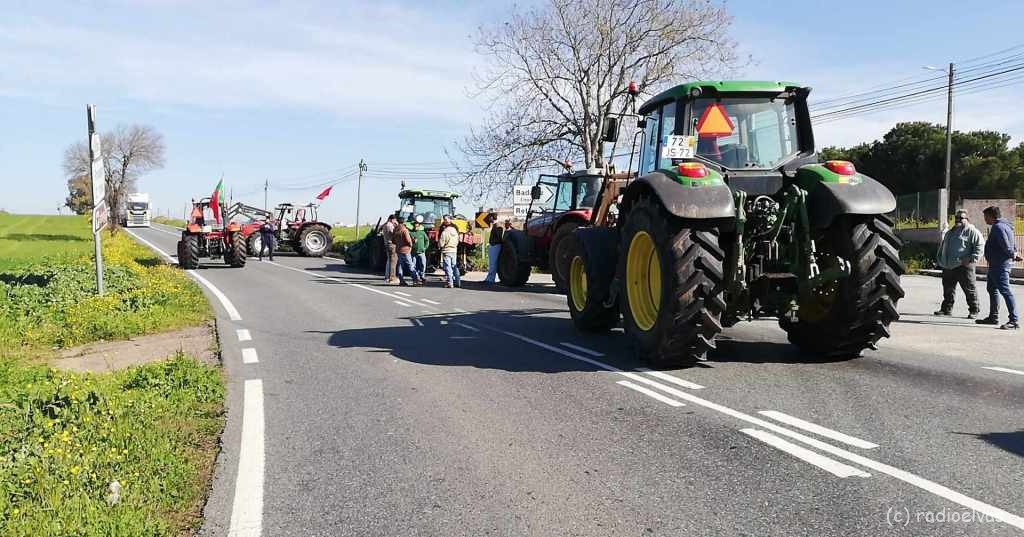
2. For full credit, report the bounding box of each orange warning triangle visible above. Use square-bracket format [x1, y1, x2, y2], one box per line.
[696, 103, 734, 137]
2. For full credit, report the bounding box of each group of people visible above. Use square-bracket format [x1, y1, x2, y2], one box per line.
[934, 206, 1021, 330]
[380, 214, 464, 288]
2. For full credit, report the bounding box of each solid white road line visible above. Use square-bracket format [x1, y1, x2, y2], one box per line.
[741, 428, 871, 479]
[983, 366, 1024, 376]
[758, 411, 878, 450]
[241, 348, 259, 364]
[559, 342, 605, 357]
[394, 300, 411, 307]
[481, 323, 1024, 530]
[148, 225, 181, 236]
[236, 329, 252, 342]
[123, 229, 175, 262]
[616, 380, 685, 407]
[266, 261, 435, 309]
[636, 368, 705, 390]
[189, 271, 244, 321]
[125, 229, 243, 321]
[422, 299, 441, 305]
[455, 322, 480, 332]
[229, 379, 264, 537]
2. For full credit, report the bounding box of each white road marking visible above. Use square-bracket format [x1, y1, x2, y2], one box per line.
[394, 300, 411, 307]
[637, 368, 705, 390]
[241, 348, 259, 364]
[266, 261, 435, 309]
[236, 329, 252, 342]
[229, 379, 264, 537]
[394, 291, 411, 297]
[983, 366, 1024, 377]
[559, 342, 605, 357]
[411, 318, 423, 327]
[741, 428, 871, 479]
[125, 229, 243, 321]
[149, 225, 181, 236]
[758, 411, 878, 450]
[450, 336, 477, 340]
[123, 229, 175, 262]
[616, 380, 685, 407]
[479, 323, 1024, 531]
[454, 307, 468, 313]
[455, 322, 480, 332]
[422, 299, 442, 305]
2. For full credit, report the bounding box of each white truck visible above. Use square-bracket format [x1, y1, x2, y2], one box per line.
[124, 192, 151, 227]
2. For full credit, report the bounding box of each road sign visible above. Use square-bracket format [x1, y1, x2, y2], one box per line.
[92, 200, 109, 233]
[513, 205, 530, 218]
[513, 185, 533, 206]
[475, 211, 493, 228]
[90, 133, 105, 204]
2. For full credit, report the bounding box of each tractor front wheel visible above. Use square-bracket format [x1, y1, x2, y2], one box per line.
[567, 227, 619, 332]
[619, 197, 725, 368]
[178, 235, 201, 269]
[247, 234, 262, 257]
[298, 225, 331, 257]
[498, 231, 532, 287]
[550, 222, 581, 292]
[227, 232, 247, 267]
[780, 215, 905, 357]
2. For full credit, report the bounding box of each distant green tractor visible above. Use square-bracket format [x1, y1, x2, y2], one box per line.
[568, 81, 905, 367]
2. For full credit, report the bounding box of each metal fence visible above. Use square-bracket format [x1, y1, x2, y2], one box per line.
[893, 190, 941, 230]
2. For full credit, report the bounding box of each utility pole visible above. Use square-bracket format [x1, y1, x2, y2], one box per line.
[941, 62, 954, 239]
[264, 178, 269, 212]
[355, 159, 368, 238]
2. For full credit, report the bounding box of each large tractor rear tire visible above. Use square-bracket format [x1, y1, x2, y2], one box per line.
[298, 225, 331, 257]
[247, 233, 262, 257]
[619, 197, 725, 368]
[550, 222, 581, 293]
[498, 230, 532, 287]
[567, 227, 619, 332]
[178, 235, 201, 270]
[780, 215, 905, 357]
[227, 232, 246, 267]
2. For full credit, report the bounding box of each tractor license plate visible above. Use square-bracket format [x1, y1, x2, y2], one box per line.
[661, 135, 698, 159]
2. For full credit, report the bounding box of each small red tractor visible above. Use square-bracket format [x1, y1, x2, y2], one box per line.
[498, 170, 629, 291]
[225, 202, 333, 257]
[176, 197, 247, 269]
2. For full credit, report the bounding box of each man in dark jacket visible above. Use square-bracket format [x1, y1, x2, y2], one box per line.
[393, 217, 423, 286]
[976, 206, 1019, 329]
[258, 218, 276, 261]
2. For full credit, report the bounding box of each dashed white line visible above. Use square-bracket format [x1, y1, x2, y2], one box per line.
[455, 322, 480, 332]
[229, 379, 264, 537]
[394, 291, 411, 297]
[125, 229, 243, 321]
[559, 342, 605, 357]
[637, 368, 705, 390]
[758, 411, 878, 450]
[983, 366, 1024, 377]
[236, 329, 252, 342]
[266, 261, 435, 309]
[241, 348, 259, 364]
[422, 299, 442, 305]
[616, 380, 685, 407]
[394, 300, 411, 307]
[741, 428, 871, 478]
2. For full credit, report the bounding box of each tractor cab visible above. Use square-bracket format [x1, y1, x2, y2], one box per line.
[188, 197, 223, 232]
[274, 203, 320, 228]
[396, 189, 461, 231]
[522, 171, 603, 238]
[637, 81, 815, 195]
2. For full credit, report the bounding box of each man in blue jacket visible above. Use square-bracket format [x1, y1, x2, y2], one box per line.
[976, 206, 1020, 329]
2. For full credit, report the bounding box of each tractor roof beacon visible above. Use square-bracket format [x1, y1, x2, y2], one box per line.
[566, 80, 905, 367]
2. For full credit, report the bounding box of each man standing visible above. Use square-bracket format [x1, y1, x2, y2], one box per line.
[410, 220, 429, 282]
[381, 214, 399, 284]
[934, 209, 982, 318]
[483, 214, 503, 284]
[393, 217, 423, 287]
[439, 216, 461, 289]
[976, 206, 1019, 329]
[258, 218, 276, 262]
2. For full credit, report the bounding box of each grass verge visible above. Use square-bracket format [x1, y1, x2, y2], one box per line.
[0, 354, 224, 536]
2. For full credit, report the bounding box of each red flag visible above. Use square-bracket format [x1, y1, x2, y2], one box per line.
[315, 186, 332, 201]
[210, 179, 224, 224]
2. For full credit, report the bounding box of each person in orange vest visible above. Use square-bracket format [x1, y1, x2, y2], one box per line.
[190, 203, 205, 226]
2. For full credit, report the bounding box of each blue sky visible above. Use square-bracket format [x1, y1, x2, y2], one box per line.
[1, 0, 1022, 223]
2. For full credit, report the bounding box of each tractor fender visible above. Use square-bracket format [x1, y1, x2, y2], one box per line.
[621, 170, 735, 220]
[795, 165, 896, 228]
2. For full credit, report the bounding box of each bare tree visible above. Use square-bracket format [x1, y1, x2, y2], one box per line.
[455, 0, 739, 200]
[63, 125, 165, 230]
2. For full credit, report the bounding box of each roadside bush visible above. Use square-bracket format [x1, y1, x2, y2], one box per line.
[900, 241, 935, 274]
[0, 354, 224, 536]
[0, 233, 209, 358]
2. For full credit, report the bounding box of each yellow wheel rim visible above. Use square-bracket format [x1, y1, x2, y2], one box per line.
[626, 231, 661, 331]
[569, 255, 588, 312]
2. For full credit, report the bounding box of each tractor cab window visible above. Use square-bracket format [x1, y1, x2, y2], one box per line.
[639, 101, 678, 175]
[553, 179, 574, 211]
[575, 176, 602, 208]
[401, 198, 453, 224]
[690, 96, 799, 169]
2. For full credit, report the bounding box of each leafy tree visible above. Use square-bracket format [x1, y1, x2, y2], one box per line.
[65, 174, 92, 215]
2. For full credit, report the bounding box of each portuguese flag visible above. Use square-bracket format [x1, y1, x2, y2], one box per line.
[211, 178, 224, 224]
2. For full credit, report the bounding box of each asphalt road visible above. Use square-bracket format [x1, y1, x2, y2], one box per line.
[129, 224, 1024, 537]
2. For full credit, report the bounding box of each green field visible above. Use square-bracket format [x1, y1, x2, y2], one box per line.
[0, 215, 96, 271]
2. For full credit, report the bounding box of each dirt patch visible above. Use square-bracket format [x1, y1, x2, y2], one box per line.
[51, 321, 219, 373]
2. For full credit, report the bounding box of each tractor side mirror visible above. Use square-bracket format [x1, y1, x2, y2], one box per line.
[530, 185, 542, 200]
[602, 117, 620, 143]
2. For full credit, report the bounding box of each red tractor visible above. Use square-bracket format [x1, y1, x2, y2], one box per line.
[176, 198, 247, 269]
[225, 202, 333, 257]
[498, 170, 627, 291]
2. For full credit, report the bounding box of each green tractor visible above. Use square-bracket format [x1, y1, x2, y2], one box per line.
[568, 81, 905, 367]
